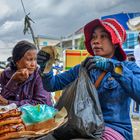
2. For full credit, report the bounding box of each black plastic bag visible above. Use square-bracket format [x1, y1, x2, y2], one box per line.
[54, 67, 104, 140]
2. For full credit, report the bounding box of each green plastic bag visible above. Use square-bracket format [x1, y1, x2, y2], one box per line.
[20, 104, 58, 125]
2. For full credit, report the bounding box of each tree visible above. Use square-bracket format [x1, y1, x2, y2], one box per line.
[21, 0, 39, 50]
[79, 35, 85, 50]
[23, 13, 39, 50]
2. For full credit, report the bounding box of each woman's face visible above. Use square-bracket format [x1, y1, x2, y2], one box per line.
[16, 49, 37, 74]
[90, 26, 115, 58]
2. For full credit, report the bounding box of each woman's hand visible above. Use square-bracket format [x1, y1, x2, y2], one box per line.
[0, 95, 8, 105]
[37, 50, 50, 72]
[11, 68, 29, 83]
[82, 56, 114, 71]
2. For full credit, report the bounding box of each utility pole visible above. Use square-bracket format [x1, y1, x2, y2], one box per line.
[21, 0, 39, 50]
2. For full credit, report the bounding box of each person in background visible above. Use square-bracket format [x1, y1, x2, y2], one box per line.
[37, 18, 140, 140]
[0, 40, 52, 107]
[133, 33, 140, 113]
[6, 56, 12, 68]
[134, 32, 140, 67]
[127, 53, 135, 62]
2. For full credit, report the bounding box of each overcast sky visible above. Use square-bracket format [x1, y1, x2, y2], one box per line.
[0, 0, 140, 61]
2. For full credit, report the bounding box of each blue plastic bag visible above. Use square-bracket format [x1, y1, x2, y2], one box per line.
[20, 104, 58, 124]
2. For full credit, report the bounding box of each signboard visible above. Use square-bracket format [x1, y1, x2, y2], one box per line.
[101, 12, 140, 30]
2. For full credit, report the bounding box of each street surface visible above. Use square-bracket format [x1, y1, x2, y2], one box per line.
[132, 118, 140, 140]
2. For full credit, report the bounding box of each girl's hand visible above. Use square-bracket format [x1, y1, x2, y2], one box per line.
[11, 68, 29, 83]
[0, 95, 8, 105]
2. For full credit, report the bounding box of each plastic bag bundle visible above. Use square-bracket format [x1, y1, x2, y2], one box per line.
[55, 67, 104, 139]
[20, 104, 58, 125]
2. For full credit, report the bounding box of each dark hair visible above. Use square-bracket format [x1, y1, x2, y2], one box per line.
[10, 40, 37, 70]
[114, 47, 124, 61]
[138, 32, 140, 43]
[128, 56, 135, 61]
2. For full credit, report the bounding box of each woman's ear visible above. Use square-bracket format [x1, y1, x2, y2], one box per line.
[16, 61, 20, 69]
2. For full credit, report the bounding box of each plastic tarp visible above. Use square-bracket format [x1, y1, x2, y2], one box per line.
[101, 12, 140, 30]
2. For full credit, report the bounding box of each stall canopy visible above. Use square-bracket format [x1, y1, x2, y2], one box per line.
[101, 12, 140, 30]
[101, 12, 140, 49]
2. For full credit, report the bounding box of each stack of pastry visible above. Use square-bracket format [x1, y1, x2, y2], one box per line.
[0, 108, 25, 139]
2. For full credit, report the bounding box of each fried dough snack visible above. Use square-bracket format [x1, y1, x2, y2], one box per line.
[0, 109, 21, 120]
[0, 123, 25, 135]
[0, 116, 23, 126]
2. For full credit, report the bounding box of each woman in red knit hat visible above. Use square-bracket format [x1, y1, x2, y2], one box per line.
[37, 18, 140, 140]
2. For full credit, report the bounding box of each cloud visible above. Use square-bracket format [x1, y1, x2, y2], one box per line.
[0, 20, 22, 36]
[0, 0, 140, 59]
[0, 40, 13, 61]
[0, 1, 11, 19]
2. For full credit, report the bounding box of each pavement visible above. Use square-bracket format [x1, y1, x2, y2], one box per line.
[132, 118, 140, 140]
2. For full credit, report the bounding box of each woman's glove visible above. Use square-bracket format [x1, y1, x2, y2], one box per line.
[37, 50, 50, 72]
[82, 56, 114, 71]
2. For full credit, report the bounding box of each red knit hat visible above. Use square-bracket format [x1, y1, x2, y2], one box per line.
[84, 18, 127, 61]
